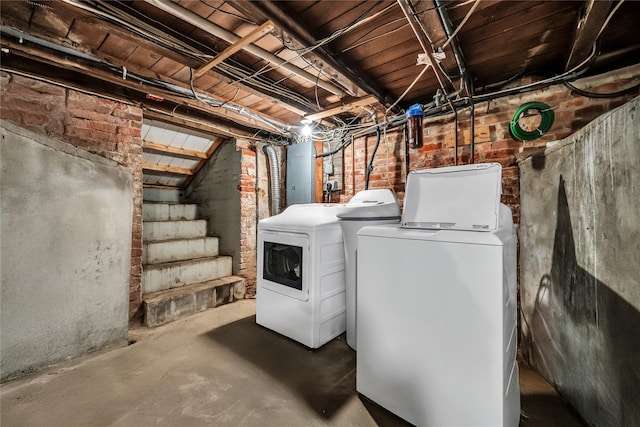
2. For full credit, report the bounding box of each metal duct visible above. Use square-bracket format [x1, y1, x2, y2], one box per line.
[262, 145, 281, 216]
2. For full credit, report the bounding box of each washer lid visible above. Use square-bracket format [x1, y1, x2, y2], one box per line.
[402, 163, 502, 232]
[259, 203, 344, 230]
[336, 189, 400, 220]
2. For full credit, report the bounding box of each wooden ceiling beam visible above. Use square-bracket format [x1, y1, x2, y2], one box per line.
[565, 0, 615, 71]
[303, 95, 378, 122]
[145, 0, 346, 97]
[142, 141, 208, 159]
[143, 183, 184, 189]
[50, 1, 312, 117]
[410, 0, 467, 96]
[396, 0, 458, 97]
[1, 39, 271, 136]
[183, 136, 226, 188]
[194, 20, 274, 78]
[99, 21, 309, 117]
[143, 162, 194, 175]
[227, 0, 393, 106]
[141, 110, 243, 140]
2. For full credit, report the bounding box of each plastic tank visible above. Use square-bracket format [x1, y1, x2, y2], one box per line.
[337, 189, 400, 350]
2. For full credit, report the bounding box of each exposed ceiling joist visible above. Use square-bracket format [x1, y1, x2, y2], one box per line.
[141, 110, 241, 140]
[303, 95, 378, 122]
[183, 137, 225, 188]
[565, 0, 615, 71]
[143, 162, 194, 175]
[143, 183, 183, 189]
[193, 20, 274, 78]
[409, 1, 457, 69]
[412, 0, 471, 96]
[142, 141, 208, 159]
[227, 0, 389, 103]
[0, 38, 279, 136]
[396, 0, 458, 97]
[143, 0, 346, 97]
[71, 14, 311, 117]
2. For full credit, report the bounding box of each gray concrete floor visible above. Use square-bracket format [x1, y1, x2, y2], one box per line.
[1, 300, 585, 426]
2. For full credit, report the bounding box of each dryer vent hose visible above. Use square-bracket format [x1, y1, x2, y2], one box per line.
[263, 145, 281, 216]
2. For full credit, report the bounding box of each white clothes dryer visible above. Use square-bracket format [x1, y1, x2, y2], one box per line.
[256, 204, 346, 348]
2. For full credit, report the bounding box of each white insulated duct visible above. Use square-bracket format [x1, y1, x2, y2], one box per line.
[144, 0, 346, 97]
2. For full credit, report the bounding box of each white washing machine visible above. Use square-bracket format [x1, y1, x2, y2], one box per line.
[337, 189, 400, 350]
[356, 163, 520, 426]
[256, 204, 346, 348]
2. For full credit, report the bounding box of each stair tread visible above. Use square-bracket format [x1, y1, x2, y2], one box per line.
[144, 219, 205, 223]
[143, 201, 197, 205]
[143, 255, 230, 269]
[143, 276, 245, 303]
[144, 236, 218, 244]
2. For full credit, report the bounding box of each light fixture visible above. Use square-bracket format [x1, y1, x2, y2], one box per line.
[302, 124, 312, 136]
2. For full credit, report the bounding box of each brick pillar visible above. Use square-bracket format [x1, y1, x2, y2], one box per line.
[237, 139, 258, 296]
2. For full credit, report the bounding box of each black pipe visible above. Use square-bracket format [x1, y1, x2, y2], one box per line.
[434, 0, 467, 91]
[449, 99, 458, 165]
[469, 98, 475, 164]
[563, 80, 640, 98]
[364, 118, 382, 190]
[315, 135, 350, 158]
[404, 123, 410, 178]
[467, 75, 475, 164]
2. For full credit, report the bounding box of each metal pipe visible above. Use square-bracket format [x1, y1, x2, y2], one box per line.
[434, 0, 468, 95]
[434, 0, 475, 164]
[404, 123, 410, 178]
[365, 117, 382, 190]
[262, 145, 281, 215]
[397, 0, 454, 96]
[451, 99, 459, 165]
[469, 96, 475, 163]
[144, 0, 345, 97]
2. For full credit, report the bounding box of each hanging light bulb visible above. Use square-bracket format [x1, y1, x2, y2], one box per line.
[302, 124, 312, 136]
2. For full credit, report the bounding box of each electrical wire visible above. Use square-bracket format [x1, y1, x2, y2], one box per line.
[563, 80, 639, 98]
[475, 1, 624, 100]
[311, 0, 632, 152]
[385, 65, 431, 114]
[68, 0, 322, 111]
[364, 116, 381, 190]
[221, 1, 388, 90]
[342, 19, 409, 53]
[440, 0, 480, 50]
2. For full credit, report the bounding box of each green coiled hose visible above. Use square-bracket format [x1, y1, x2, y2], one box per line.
[509, 102, 554, 141]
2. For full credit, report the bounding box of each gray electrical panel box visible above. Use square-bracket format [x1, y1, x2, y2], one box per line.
[286, 141, 316, 206]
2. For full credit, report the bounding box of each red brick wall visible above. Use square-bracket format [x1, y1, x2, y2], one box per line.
[236, 138, 258, 296]
[1, 71, 144, 319]
[340, 67, 639, 225]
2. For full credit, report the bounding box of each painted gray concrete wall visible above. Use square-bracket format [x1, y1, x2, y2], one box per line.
[1, 122, 132, 380]
[519, 97, 640, 426]
[186, 140, 241, 274]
